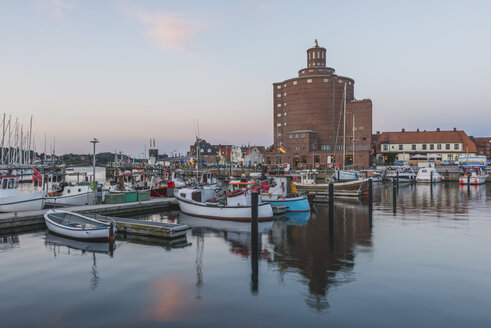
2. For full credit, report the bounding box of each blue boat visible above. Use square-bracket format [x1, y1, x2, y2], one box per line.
[261, 175, 311, 213]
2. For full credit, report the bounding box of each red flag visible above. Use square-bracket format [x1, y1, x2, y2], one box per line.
[32, 168, 43, 185]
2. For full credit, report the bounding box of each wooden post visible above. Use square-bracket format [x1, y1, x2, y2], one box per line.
[430, 171, 433, 183]
[368, 178, 373, 228]
[328, 182, 334, 219]
[250, 191, 259, 294]
[396, 170, 399, 191]
[392, 178, 397, 213]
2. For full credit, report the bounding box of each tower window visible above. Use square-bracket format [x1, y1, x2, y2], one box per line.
[313, 52, 316, 59]
[277, 94, 281, 98]
[307, 79, 312, 83]
[293, 81, 297, 85]
[277, 104, 282, 107]
[276, 85, 281, 89]
[323, 78, 329, 82]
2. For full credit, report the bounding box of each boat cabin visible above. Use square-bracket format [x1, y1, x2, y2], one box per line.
[200, 171, 217, 185]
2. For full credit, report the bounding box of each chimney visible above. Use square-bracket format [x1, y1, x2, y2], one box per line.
[417, 128, 420, 132]
[437, 128, 440, 132]
[402, 128, 405, 133]
[453, 127, 457, 131]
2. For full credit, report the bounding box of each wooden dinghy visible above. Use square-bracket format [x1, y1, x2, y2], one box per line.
[44, 209, 116, 241]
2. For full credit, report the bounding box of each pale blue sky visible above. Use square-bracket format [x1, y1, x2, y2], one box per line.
[1, 0, 490, 156]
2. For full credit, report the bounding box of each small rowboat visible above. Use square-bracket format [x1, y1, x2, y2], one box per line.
[44, 209, 116, 241]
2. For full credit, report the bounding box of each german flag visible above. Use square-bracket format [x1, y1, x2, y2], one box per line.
[279, 143, 286, 153]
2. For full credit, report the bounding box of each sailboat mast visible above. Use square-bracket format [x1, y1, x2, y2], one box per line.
[352, 113, 355, 168]
[342, 83, 347, 169]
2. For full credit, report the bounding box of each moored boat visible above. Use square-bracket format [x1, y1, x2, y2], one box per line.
[458, 156, 488, 185]
[0, 175, 45, 212]
[174, 187, 273, 222]
[44, 209, 116, 241]
[260, 175, 310, 212]
[416, 165, 444, 183]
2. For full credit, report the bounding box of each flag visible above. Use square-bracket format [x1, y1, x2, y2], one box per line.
[279, 143, 286, 154]
[32, 168, 43, 185]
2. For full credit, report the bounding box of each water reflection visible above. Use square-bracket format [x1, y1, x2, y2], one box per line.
[270, 204, 373, 312]
[0, 234, 20, 252]
[44, 232, 115, 290]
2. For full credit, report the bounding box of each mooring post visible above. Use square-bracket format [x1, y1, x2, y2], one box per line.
[368, 178, 373, 227]
[251, 191, 259, 294]
[430, 171, 433, 184]
[396, 170, 399, 191]
[109, 222, 114, 241]
[392, 178, 397, 213]
[328, 182, 334, 219]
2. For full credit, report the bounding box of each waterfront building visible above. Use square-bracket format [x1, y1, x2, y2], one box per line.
[375, 128, 477, 163]
[472, 137, 491, 159]
[265, 40, 373, 169]
[244, 146, 266, 167]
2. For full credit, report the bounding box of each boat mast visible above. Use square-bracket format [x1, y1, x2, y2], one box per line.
[352, 113, 355, 168]
[1, 113, 5, 164]
[342, 83, 347, 169]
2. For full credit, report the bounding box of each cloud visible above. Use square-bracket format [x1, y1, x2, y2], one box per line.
[49, 0, 71, 19]
[136, 11, 202, 51]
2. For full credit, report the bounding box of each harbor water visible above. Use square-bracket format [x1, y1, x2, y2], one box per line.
[1, 183, 491, 327]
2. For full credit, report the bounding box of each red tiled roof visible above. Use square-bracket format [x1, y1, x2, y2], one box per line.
[376, 129, 476, 152]
[244, 146, 266, 155]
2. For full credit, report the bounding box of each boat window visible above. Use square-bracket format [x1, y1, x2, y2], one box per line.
[422, 170, 427, 173]
[1, 179, 6, 189]
[78, 188, 81, 192]
[180, 193, 186, 198]
[8, 179, 14, 189]
[67, 189, 71, 194]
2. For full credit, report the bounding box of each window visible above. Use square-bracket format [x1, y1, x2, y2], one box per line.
[362, 137, 367, 141]
[323, 78, 329, 83]
[399, 145, 403, 150]
[284, 112, 287, 116]
[277, 104, 281, 107]
[207, 149, 211, 153]
[277, 133, 282, 137]
[311, 144, 316, 150]
[289, 134, 293, 138]
[314, 155, 320, 163]
[295, 134, 298, 138]
[283, 122, 286, 126]
[336, 145, 343, 150]
[276, 156, 281, 164]
[301, 133, 305, 137]
[309, 69, 313, 72]
[454, 144, 459, 150]
[430, 144, 434, 150]
[412, 144, 416, 150]
[276, 85, 281, 89]
[276, 94, 281, 98]
[317, 51, 320, 58]
[277, 123, 281, 127]
[307, 79, 312, 83]
[313, 52, 316, 59]
[284, 84, 286, 87]
[308, 53, 311, 60]
[321, 145, 331, 150]
[446, 144, 450, 150]
[283, 92, 286, 96]
[338, 79, 343, 83]
[283, 102, 287, 106]
[322, 52, 324, 59]
[437, 144, 442, 150]
[293, 81, 297, 85]
[294, 146, 299, 151]
[422, 144, 427, 150]
[349, 81, 352, 85]
[277, 113, 281, 117]
[383, 144, 388, 151]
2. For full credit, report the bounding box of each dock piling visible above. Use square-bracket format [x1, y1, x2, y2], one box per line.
[328, 182, 334, 219]
[250, 191, 259, 294]
[368, 178, 373, 227]
[392, 178, 397, 213]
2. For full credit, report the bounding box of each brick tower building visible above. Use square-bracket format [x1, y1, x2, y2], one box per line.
[265, 40, 373, 169]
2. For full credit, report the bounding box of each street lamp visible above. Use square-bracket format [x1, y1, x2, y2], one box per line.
[90, 138, 99, 182]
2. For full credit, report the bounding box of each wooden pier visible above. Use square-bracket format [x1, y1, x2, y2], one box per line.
[0, 198, 179, 231]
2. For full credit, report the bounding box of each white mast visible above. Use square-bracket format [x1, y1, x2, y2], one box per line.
[7, 116, 11, 164]
[352, 113, 355, 168]
[1, 113, 5, 164]
[28, 116, 33, 164]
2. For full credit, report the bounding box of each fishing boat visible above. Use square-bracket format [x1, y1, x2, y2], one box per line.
[416, 164, 444, 183]
[259, 175, 310, 212]
[174, 187, 273, 222]
[458, 156, 488, 185]
[44, 209, 116, 241]
[45, 183, 96, 207]
[0, 175, 45, 212]
[293, 170, 368, 193]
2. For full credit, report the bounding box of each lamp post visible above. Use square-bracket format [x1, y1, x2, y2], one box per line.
[90, 138, 99, 182]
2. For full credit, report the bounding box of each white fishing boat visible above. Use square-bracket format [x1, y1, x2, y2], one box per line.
[0, 175, 45, 212]
[44, 209, 116, 241]
[293, 170, 368, 194]
[174, 187, 273, 222]
[458, 156, 488, 185]
[416, 165, 444, 183]
[45, 184, 96, 207]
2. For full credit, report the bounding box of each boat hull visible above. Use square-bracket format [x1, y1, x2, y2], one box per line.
[261, 195, 310, 212]
[459, 175, 488, 185]
[0, 191, 45, 212]
[294, 178, 369, 193]
[175, 195, 273, 222]
[45, 192, 95, 207]
[44, 210, 115, 241]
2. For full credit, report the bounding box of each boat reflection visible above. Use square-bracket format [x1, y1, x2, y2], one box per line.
[44, 232, 116, 290]
[283, 210, 311, 223]
[0, 234, 20, 252]
[116, 233, 190, 250]
[269, 204, 373, 312]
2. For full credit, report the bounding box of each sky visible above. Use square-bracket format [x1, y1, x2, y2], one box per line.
[1, 0, 490, 157]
